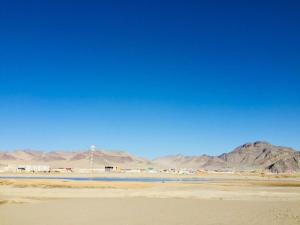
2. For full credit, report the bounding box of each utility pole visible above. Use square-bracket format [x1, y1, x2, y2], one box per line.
[90, 145, 96, 173]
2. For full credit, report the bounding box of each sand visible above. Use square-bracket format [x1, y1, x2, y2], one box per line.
[1, 173, 300, 225]
[1, 198, 300, 225]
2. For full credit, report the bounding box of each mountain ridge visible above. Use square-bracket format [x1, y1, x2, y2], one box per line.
[0, 141, 299, 173]
[153, 141, 300, 173]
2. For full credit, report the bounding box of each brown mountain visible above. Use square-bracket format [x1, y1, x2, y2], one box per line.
[152, 154, 224, 169]
[0, 149, 151, 169]
[219, 141, 300, 172]
[153, 141, 300, 173]
[1, 142, 299, 172]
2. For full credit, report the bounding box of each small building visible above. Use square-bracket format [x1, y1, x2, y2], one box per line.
[105, 166, 114, 172]
[125, 169, 141, 173]
[17, 167, 26, 172]
[51, 167, 74, 173]
[17, 165, 50, 173]
[147, 168, 158, 173]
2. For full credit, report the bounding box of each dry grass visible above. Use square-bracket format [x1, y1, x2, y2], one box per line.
[0, 179, 156, 189]
[248, 181, 300, 187]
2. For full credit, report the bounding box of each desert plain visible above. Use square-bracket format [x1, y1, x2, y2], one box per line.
[1, 172, 300, 225]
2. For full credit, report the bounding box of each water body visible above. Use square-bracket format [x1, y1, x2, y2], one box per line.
[0, 176, 209, 183]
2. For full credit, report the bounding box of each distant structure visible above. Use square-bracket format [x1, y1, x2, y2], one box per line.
[90, 145, 96, 171]
[17, 165, 50, 173]
[105, 166, 114, 172]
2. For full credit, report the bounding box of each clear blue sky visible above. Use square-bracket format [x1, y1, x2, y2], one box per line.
[0, 0, 299, 158]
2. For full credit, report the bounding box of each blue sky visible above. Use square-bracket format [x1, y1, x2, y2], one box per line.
[0, 0, 300, 158]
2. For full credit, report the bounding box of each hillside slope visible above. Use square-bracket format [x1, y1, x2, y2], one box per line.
[0, 149, 151, 168]
[1, 142, 299, 172]
[154, 141, 300, 173]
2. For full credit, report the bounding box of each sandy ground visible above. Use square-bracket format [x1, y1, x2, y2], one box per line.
[1, 173, 300, 225]
[1, 198, 300, 225]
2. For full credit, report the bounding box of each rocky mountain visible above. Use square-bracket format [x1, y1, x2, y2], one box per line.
[152, 154, 225, 170]
[219, 141, 300, 173]
[0, 149, 151, 168]
[1, 141, 299, 172]
[153, 141, 300, 173]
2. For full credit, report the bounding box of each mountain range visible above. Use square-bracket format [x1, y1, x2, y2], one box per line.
[0, 149, 150, 169]
[0, 141, 299, 173]
[153, 141, 300, 173]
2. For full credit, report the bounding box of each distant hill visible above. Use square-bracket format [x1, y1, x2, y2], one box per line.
[1, 141, 300, 173]
[219, 141, 300, 172]
[0, 149, 151, 169]
[153, 141, 300, 173]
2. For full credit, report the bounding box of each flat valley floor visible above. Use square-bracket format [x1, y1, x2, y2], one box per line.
[1, 173, 300, 225]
